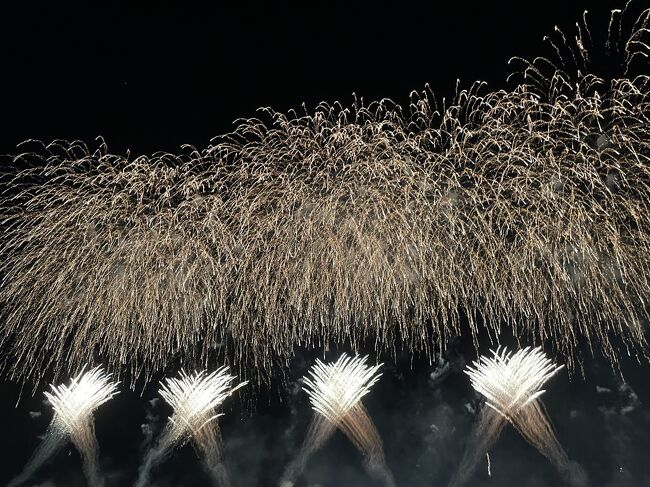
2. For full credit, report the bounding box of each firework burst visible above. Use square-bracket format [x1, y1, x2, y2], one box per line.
[282, 354, 395, 487]
[450, 347, 586, 487]
[9, 366, 119, 487]
[0, 6, 648, 384]
[303, 353, 382, 425]
[466, 347, 564, 418]
[136, 367, 246, 487]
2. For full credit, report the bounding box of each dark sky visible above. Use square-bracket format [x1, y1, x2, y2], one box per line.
[1, 1, 649, 486]
[0, 0, 621, 155]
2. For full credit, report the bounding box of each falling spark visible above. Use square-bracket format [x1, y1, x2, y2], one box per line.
[0, 7, 648, 385]
[281, 354, 396, 487]
[135, 367, 246, 487]
[9, 367, 118, 487]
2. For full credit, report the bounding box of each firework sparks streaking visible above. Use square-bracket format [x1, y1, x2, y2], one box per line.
[466, 346, 564, 418]
[303, 353, 382, 425]
[281, 354, 395, 487]
[46, 366, 120, 434]
[450, 347, 586, 487]
[0, 7, 648, 385]
[135, 367, 247, 487]
[9, 366, 119, 487]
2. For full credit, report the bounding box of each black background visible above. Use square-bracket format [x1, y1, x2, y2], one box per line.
[1, 1, 649, 486]
[0, 0, 622, 154]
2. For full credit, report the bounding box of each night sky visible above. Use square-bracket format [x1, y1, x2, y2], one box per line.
[1, 1, 649, 486]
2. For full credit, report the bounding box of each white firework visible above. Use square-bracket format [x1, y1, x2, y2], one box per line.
[159, 367, 247, 441]
[303, 353, 382, 424]
[466, 346, 564, 418]
[449, 348, 581, 487]
[9, 366, 118, 487]
[45, 366, 119, 433]
[134, 367, 247, 487]
[283, 354, 395, 487]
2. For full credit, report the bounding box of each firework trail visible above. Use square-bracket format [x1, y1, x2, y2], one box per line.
[281, 354, 395, 487]
[449, 347, 586, 487]
[0, 6, 648, 385]
[135, 367, 246, 487]
[9, 366, 119, 487]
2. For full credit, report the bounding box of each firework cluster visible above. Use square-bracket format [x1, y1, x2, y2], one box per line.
[9, 352, 585, 486]
[303, 354, 382, 424]
[45, 366, 120, 435]
[159, 368, 247, 447]
[0, 7, 649, 383]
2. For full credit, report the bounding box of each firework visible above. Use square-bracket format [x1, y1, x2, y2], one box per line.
[466, 347, 564, 417]
[450, 347, 586, 487]
[281, 354, 395, 487]
[135, 367, 246, 487]
[9, 366, 119, 487]
[0, 7, 649, 384]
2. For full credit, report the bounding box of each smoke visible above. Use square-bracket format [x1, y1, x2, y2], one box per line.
[449, 407, 506, 487]
[134, 427, 177, 487]
[7, 425, 68, 487]
[280, 414, 337, 486]
[68, 418, 105, 487]
[510, 401, 587, 486]
[281, 406, 396, 487]
[451, 401, 587, 487]
[342, 404, 396, 487]
[9, 420, 104, 487]
[135, 411, 233, 487]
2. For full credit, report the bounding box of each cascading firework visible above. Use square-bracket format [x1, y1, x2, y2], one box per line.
[9, 366, 119, 487]
[0, 5, 648, 385]
[135, 367, 246, 487]
[449, 347, 586, 487]
[281, 354, 395, 487]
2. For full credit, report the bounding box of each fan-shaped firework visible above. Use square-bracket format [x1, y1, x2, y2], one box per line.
[0, 6, 649, 384]
[450, 347, 585, 487]
[303, 353, 382, 424]
[466, 346, 564, 417]
[136, 367, 246, 487]
[281, 354, 395, 487]
[9, 366, 119, 487]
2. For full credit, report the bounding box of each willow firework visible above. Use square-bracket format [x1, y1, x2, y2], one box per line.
[450, 347, 586, 487]
[0, 6, 649, 384]
[9, 367, 119, 487]
[135, 367, 247, 487]
[281, 354, 395, 487]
